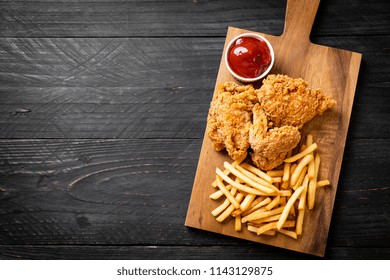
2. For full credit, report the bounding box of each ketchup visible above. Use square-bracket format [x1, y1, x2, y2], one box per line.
[228, 36, 272, 79]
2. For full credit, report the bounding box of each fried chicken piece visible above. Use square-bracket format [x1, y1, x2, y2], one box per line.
[249, 104, 301, 170]
[256, 74, 336, 128]
[207, 82, 258, 160]
[208, 75, 335, 168]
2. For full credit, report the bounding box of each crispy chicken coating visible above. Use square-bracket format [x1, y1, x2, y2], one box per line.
[256, 74, 337, 128]
[207, 75, 336, 170]
[207, 82, 258, 160]
[249, 104, 301, 170]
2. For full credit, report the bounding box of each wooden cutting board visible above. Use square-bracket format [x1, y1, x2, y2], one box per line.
[185, 0, 362, 256]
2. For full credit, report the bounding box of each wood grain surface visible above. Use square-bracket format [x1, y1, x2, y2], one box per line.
[0, 0, 389, 259]
[186, 0, 362, 256]
[0, 36, 387, 139]
[0, 139, 388, 247]
[0, 0, 388, 37]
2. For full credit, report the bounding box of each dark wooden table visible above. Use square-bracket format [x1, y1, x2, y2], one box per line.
[0, 0, 389, 260]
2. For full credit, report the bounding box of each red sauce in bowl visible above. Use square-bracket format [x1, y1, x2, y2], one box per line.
[227, 36, 272, 79]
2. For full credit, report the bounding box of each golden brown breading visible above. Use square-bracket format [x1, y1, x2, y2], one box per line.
[256, 74, 336, 128]
[207, 75, 335, 170]
[249, 104, 301, 170]
[207, 82, 258, 160]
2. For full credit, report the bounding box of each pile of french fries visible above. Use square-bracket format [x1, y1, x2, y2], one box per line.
[210, 134, 330, 239]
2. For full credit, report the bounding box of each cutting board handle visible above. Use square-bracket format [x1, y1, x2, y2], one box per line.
[282, 0, 320, 43]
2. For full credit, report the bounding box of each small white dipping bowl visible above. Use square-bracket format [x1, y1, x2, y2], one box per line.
[225, 33, 275, 83]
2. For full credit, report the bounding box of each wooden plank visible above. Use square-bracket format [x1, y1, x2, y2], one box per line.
[0, 87, 213, 105]
[186, 0, 363, 256]
[0, 0, 285, 38]
[0, 38, 222, 87]
[0, 36, 386, 88]
[0, 139, 389, 247]
[0, 0, 388, 37]
[0, 38, 221, 87]
[0, 36, 388, 139]
[0, 0, 387, 262]
[0, 101, 388, 139]
[0, 139, 201, 245]
[1, 245, 389, 260]
[0, 102, 209, 139]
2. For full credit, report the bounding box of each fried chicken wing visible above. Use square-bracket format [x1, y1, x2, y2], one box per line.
[256, 74, 336, 128]
[207, 82, 258, 160]
[249, 104, 301, 170]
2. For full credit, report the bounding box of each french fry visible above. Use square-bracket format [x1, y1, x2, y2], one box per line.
[250, 196, 268, 207]
[241, 206, 266, 221]
[298, 175, 309, 210]
[216, 192, 244, 222]
[211, 199, 230, 217]
[247, 225, 276, 236]
[284, 143, 318, 163]
[257, 220, 295, 235]
[281, 180, 289, 189]
[307, 136, 316, 179]
[292, 166, 308, 190]
[240, 193, 256, 212]
[279, 189, 292, 197]
[240, 197, 272, 216]
[209, 184, 232, 200]
[290, 154, 314, 186]
[308, 158, 316, 179]
[271, 177, 282, 183]
[235, 215, 242, 231]
[265, 195, 280, 211]
[216, 168, 268, 196]
[298, 187, 307, 211]
[256, 222, 278, 235]
[209, 190, 224, 200]
[290, 201, 296, 216]
[308, 179, 317, 209]
[249, 213, 282, 225]
[231, 209, 241, 217]
[296, 209, 305, 235]
[278, 229, 298, 239]
[247, 225, 259, 234]
[317, 179, 330, 188]
[235, 165, 276, 189]
[308, 154, 321, 209]
[247, 225, 258, 234]
[242, 196, 268, 213]
[296, 176, 308, 236]
[276, 185, 305, 230]
[211, 157, 245, 188]
[282, 162, 291, 182]
[306, 134, 313, 146]
[242, 206, 284, 223]
[290, 163, 297, 175]
[209, 133, 329, 241]
[267, 170, 284, 177]
[223, 162, 277, 194]
[240, 163, 273, 183]
[211, 186, 238, 216]
[216, 176, 241, 209]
